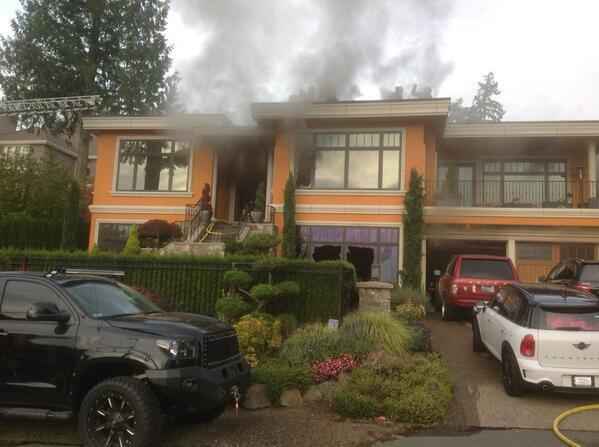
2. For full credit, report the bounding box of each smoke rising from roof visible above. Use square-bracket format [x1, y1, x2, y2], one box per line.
[172, 0, 454, 123]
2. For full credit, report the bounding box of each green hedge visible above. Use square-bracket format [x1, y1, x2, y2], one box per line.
[0, 215, 90, 250]
[1, 250, 357, 322]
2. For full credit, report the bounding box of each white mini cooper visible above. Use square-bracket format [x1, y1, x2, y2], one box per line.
[472, 283, 599, 396]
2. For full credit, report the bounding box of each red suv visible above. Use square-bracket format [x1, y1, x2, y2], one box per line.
[438, 254, 519, 321]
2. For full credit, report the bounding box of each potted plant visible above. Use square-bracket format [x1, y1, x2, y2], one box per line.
[251, 182, 266, 223]
[199, 183, 213, 223]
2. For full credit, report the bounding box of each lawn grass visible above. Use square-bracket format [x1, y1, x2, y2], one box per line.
[0, 419, 80, 445]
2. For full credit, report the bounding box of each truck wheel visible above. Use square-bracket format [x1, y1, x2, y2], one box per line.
[472, 317, 485, 352]
[79, 376, 162, 447]
[502, 350, 526, 397]
[441, 298, 456, 321]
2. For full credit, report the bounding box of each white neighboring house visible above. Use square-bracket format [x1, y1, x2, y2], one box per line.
[473, 283, 599, 396]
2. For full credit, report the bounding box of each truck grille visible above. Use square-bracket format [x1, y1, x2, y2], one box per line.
[203, 332, 241, 368]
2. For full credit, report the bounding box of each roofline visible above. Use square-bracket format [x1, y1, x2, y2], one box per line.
[251, 98, 451, 122]
[82, 115, 234, 131]
[0, 139, 78, 158]
[444, 121, 599, 139]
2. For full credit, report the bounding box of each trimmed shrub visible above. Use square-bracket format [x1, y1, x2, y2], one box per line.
[234, 314, 282, 367]
[391, 286, 430, 309]
[241, 233, 280, 256]
[338, 312, 411, 358]
[252, 358, 312, 403]
[278, 323, 341, 365]
[333, 353, 453, 423]
[138, 219, 182, 248]
[282, 173, 297, 258]
[124, 224, 141, 255]
[215, 296, 253, 324]
[395, 301, 427, 322]
[223, 270, 253, 292]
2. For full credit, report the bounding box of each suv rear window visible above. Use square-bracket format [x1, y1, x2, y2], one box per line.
[579, 265, 599, 282]
[460, 259, 515, 280]
[539, 308, 599, 331]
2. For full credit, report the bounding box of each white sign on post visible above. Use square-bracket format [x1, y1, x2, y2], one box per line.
[328, 319, 339, 330]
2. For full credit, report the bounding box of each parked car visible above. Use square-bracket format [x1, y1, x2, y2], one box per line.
[438, 254, 519, 321]
[540, 258, 599, 297]
[472, 283, 599, 396]
[0, 269, 251, 447]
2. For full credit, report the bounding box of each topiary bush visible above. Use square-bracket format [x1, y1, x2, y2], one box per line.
[241, 233, 280, 256]
[333, 352, 453, 423]
[138, 219, 182, 249]
[214, 296, 253, 324]
[223, 270, 253, 292]
[123, 224, 141, 255]
[252, 358, 312, 403]
[278, 323, 342, 365]
[338, 311, 411, 358]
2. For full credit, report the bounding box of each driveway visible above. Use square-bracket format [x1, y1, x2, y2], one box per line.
[427, 313, 599, 431]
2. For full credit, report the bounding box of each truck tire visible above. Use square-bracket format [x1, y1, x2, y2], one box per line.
[441, 297, 457, 321]
[472, 317, 485, 352]
[501, 349, 527, 397]
[79, 376, 162, 447]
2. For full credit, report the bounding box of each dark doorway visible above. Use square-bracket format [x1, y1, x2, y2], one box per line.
[347, 246, 375, 281]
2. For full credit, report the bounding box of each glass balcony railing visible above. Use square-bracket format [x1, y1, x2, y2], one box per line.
[424, 179, 599, 209]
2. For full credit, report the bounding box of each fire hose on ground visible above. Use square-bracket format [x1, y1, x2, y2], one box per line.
[552, 404, 599, 446]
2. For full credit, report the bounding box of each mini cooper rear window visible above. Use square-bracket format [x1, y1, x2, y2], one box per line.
[460, 259, 515, 280]
[540, 308, 599, 331]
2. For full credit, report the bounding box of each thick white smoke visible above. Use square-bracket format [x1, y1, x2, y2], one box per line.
[172, 0, 454, 123]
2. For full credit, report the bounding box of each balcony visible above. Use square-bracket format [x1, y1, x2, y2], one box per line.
[424, 179, 599, 209]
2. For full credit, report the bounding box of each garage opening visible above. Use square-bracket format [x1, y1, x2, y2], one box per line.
[426, 239, 506, 286]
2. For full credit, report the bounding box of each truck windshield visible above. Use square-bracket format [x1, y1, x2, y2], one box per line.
[64, 281, 162, 318]
[540, 308, 599, 331]
[460, 259, 515, 280]
[579, 265, 599, 282]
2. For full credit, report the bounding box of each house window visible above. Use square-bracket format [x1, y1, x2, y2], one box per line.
[295, 132, 402, 189]
[560, 244, 594, 260]
[97, 223, 132, 251]
[483, 160, 566, 207]
[0, 144, 32, 156]
[116, 139, 191, 192]
[517, 243, 552, 261]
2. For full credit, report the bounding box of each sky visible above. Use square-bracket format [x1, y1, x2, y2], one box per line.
[1, 0, 599, 123]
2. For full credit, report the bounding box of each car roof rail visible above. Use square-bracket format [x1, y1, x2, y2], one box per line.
[44, 268, 125, 279]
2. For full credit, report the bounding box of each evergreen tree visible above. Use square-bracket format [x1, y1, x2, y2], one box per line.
[0, 0, 178, 177]
[282, 173, 297, 258]
[400, 169, 424, 289]
[124, 224, 141, 255]
[470, 72, 505, 122]
[60, 180, 81, 251]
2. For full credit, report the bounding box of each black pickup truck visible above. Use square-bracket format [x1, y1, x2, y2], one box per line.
[0, 269, 250, 447]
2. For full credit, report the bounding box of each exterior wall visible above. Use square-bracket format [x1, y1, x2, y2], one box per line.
[88, 131, 215, 248]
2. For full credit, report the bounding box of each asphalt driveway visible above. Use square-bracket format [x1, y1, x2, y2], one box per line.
[427, 312, 599, 432]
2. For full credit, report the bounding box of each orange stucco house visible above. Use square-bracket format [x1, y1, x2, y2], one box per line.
[83, 98, 599, 285]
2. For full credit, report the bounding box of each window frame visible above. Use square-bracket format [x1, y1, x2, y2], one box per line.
[113, 137, 193, 193]
[297, 130, 404, 191]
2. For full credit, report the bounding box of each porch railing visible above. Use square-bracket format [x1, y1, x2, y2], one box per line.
[424, 179, 599, 209]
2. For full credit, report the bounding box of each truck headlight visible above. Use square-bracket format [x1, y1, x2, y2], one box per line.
[156, 339, 197, 360]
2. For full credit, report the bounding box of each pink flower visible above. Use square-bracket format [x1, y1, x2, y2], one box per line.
[310, 354, 357, 383]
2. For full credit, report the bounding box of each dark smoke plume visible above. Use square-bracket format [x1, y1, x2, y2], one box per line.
[173, 0, 454, 122]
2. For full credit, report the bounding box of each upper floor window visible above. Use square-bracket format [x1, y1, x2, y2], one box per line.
[295, 131, 402, 189]
[0, 144, 32, 156]
[116, 139, 191, 192]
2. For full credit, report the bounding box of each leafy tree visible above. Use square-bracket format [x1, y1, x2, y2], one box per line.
[138, 219, 182, 249]
[400, 169, 424, 289]
[124, 224, 141, 255]
[254, 181, 266, 211]
[282, 173, 297, 258]
[0, 0, 178, 177]
[470, 72, 505, 122]
[60, 180, 81, 251]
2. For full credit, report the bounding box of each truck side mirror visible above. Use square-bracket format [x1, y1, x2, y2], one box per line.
[27, 303, 70, 324]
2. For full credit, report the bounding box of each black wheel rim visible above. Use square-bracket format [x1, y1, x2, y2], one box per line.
[87, 392, 136, 447]
[503, 357, 512, 389]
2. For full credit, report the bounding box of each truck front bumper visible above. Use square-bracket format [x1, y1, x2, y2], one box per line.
[518, 358, 599, 393]
[145, 357, 251, 410]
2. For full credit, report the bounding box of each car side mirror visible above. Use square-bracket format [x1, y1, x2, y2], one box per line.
[27, 303, 70, 323]
[538, 275, 546, 283]
[473, 301, 486, 314]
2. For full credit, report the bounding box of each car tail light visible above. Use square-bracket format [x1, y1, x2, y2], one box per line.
[450, 283, 458, 295]
[575, 282, 592, 293]
[520, 334, 536, 358]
